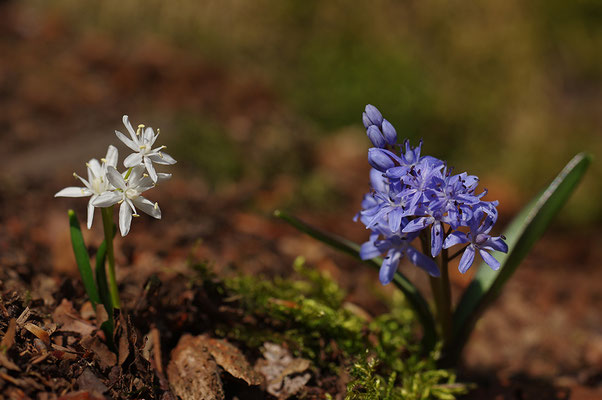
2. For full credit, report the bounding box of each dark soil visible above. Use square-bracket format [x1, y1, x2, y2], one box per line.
[1, 2, 601, 399]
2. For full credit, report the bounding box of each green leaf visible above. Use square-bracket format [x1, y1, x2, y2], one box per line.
[446, 152, 592, 365]
[68, 210, 100, 307]
[95, 224, 117, 350]
[273, 210, 438, 351]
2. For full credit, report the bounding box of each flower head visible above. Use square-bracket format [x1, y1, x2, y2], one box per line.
[55, 145, 118, 229]
[115, 115, 176, 183]
[92, 166, 166, 236]
[356, 104, 508, 283]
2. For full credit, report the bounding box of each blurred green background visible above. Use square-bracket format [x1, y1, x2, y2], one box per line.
[21, 0, 602, 223]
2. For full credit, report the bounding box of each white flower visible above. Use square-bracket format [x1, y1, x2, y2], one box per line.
[55, 145, 119, 229]
[115, 115, 176, 183]
[92, 165, 164, 236]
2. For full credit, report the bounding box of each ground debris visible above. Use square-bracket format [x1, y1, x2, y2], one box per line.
[255, 342, 311, 399]
[167, 334, 225, 400]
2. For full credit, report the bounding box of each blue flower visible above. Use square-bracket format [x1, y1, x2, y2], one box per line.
[442, 210, 508, 273]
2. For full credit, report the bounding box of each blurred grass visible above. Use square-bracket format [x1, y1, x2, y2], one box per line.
[32, 0, 602, 223]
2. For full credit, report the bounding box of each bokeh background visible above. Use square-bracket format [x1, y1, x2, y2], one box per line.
[2, 0, 602, 393]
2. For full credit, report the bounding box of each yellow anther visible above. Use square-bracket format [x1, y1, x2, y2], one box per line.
[72, 172, 78, 178]
[154, 202, 159, 210]
[143, 173, 149, 177]
[101, 158, 107, 163]
[133, 213, 140, 218]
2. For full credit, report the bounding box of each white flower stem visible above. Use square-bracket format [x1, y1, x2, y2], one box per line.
[101, 206, 121, 309]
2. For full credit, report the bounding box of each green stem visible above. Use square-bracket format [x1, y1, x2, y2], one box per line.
[439, 248, 453, 344]
[101, 207, 121, 309]
[422, 229, 452, 346]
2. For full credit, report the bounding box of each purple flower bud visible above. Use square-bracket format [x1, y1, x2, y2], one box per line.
[366, 126, 386, 148]
[381, 119, 397, 145]
[362, 112, 372, 129]
[368, 148, 397, 172]
[364, 104, 383, 126]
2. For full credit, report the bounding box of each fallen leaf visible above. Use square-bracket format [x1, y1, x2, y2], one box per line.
[1, 318, 16, 350]
[198, 335, 263, 386]
[81, 335, 116, 370]
[53, 299, 96, 337]
[255, 342, 311, 399]
[24, 323, 50, 346]
[76, 368, 108, 395]
[167, 334, 224, 400]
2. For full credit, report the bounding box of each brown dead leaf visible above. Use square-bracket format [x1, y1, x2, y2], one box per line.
[255, 342, 311, 399]
[1, 318, 16, 350]
[198, 335, 263, 386]
[76, 368, 108, 395]
[0, 351, 20, 371]
[24, 323, 50, 346]
[81, 335, 116, 370]
[167, 334, 224, 400]
[53, 299, 96, 337]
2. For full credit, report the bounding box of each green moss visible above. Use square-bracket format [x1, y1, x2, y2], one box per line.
[192, 257, 469, 399]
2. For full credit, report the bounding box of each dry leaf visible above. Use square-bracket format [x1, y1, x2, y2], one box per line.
[255, 342, 311, 399]
[198, 335, 263, 386]
[167, 334, 224, 400]
[24, 323, 50, 346]
[76, 368, 108, 395]
[53, 299, 96, 337]
[1, 318, 16, 350]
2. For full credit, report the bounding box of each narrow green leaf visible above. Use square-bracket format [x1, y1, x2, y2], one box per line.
[95, 223, 117, 351]
[68, 210, 100, 307]
[273, 210, 438, 351]
[446, 152, 592, 365]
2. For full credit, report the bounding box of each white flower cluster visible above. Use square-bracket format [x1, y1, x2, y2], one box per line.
[55, 116, 176, 236]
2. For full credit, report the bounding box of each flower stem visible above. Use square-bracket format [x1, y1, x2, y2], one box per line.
[101, 207, 121, 309]
[421, 230, 453, 346]
[439, 248, 453, 344]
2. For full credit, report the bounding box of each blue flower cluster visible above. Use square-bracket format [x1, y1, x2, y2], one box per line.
[356, 105, 508, 285]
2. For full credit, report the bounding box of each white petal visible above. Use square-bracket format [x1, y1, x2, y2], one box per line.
[115, 130, 139, 152]
[122, 115, 137, 141]
[88, 159, 102, 179]
[143, 127, 154, 143]
[133, 196, 161, 219]
[92, 191, 122, 207]
[127, 165, 147, 185]
[119, 202, 132, 236]
[106, 166, 126, 190]
[87, 197, 96, 229]
[144, 156, 158, 182]
[157, 173, 172, 182]
[55, 187, 92, 197]
[105, 145, 119, 167]
[148, 151, 176, 165]
[124, 152, 144, 168]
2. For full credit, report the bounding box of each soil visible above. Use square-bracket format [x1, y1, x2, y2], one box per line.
[1, 2, 601, 399]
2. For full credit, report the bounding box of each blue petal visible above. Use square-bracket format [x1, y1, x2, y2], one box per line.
[369, 168, 388, 193]
[443, 231, 468, 249]
[388, 208, 404, 233]
[362, 112, 371, 129]
[367, 126, 386, 148]
[360, 238, 382, 260]
[402, 217, 429, 233]
[381, 119, 397, 145]
[406, 246, 440, 277]
[483, 236, 508, 253]
[479, 248, 501, 270]
[365, 104, 383, 126]
[379, 250, 401, 285]
[430, 222, 443, 258]
[368, 148, 399, 172]
[458, 246, 475, 273]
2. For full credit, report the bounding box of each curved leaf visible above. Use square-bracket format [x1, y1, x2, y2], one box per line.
[445, 152, 592, 365]
[68, 210, 100, 307]
[273, 210, 438, 351]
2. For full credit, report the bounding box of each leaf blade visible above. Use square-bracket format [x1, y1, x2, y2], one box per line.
[68, 210, 100, 307]
[447, 152, 592, 365]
